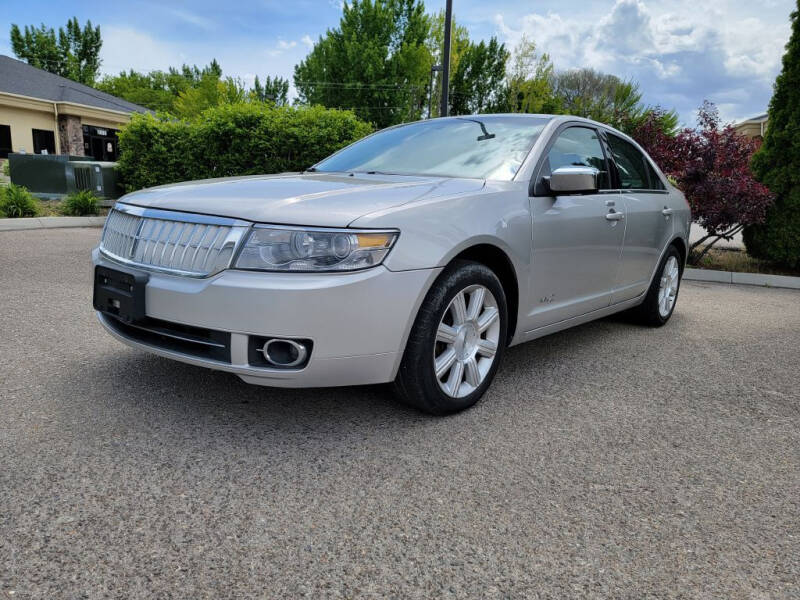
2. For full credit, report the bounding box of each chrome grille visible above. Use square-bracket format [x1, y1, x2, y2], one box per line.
[100, 204, 250, 277]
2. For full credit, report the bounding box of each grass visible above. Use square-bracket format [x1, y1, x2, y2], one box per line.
[0, 199, 109, 218]
[693, 247, 800, 277]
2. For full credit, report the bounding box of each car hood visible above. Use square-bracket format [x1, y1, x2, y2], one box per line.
[118, 172, 485, 227]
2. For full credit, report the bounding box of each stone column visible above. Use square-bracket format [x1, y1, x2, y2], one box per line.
[58, 114, 84, 156]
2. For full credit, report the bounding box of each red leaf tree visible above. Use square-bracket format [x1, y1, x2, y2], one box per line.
[631, 101, 774, 263]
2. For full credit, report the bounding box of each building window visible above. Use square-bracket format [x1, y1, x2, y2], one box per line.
[0, 125, 11, 158]
[32, 129, 56, 155]
[82, 125, 119, 161]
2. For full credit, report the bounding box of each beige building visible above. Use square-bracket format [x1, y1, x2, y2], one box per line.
[733, 113, 768, 140]
[0, 55, 148, 161]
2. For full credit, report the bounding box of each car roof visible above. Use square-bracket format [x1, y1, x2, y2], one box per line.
[430, 113, 637, 144]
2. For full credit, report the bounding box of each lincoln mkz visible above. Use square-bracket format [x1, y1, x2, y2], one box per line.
[93, 115, 690, 414]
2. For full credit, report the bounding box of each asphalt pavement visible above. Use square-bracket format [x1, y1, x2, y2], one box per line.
[1, 228, 798, 599]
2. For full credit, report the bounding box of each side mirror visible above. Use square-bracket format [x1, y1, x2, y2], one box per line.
[545, 166, 600, 195]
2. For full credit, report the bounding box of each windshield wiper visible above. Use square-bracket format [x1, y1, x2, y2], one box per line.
[351, 170, 403, 176]
[457, 118, 496, 141]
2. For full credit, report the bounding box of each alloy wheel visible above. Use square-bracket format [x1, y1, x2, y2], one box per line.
[658, 256, 680, 317]
[433, 284, 501, 398]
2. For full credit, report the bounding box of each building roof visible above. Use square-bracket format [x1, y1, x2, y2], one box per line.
[0, 55, 148, 115]
[738, 113, 769, 124]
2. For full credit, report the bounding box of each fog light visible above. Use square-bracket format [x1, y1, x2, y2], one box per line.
[261, 339, 308, 368]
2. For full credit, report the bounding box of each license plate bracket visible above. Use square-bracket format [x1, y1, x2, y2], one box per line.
[93, 265, 149, 323]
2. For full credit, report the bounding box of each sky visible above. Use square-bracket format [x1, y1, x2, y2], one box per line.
[0, 0, 794, 125]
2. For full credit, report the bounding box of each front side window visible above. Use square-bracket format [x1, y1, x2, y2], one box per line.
[606, 133, 650, 189]
[314, 116, 550, 181]
[545, 126, 610, 189]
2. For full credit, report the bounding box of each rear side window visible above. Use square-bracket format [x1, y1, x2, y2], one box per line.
[546, 127, 610, 189]
[645, 160, 666, 190]
[607, 133, 649, 189]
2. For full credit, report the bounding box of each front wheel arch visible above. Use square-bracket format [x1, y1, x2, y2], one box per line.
[448, 244, 519, 345]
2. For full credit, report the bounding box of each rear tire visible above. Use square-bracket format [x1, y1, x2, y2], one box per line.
[394, 260, 507, 415]
[629, 244, 683, 327]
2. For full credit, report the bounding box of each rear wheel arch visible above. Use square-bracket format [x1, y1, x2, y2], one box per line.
[670, 236, 687, 269]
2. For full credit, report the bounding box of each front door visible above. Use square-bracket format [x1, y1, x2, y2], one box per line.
[527, 125, 625, 330]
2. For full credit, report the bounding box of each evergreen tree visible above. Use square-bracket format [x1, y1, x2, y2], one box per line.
[294, 0, 431, 128]
[743, 1, 800, 267]
[252, 76, 290, 106]
[10, 18, 102, 85]
[449, 37, 509, 115]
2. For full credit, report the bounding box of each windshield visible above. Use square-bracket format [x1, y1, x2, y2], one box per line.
[314, 116, 550, 181]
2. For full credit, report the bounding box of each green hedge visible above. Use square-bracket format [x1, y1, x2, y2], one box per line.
[116, 104, 374, 192]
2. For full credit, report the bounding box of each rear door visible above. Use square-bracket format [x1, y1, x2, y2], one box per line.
[603, 131, 673, 303]
[527, 125, 625, 330]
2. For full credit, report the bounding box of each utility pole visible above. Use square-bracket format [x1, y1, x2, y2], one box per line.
[439, 0, 453, 118]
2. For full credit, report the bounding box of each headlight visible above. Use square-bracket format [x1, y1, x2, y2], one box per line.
[234, 226, 399, 272]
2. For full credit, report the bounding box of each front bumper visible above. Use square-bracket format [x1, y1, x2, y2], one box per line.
[93, 249, 440, 387]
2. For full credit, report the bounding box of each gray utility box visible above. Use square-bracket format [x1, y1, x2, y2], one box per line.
[8, 153, 122, 205]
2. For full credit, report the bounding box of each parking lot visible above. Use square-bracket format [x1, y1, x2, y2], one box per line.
[1, 227, 799, 599]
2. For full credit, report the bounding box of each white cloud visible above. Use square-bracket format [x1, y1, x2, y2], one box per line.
[494, 0, 791, 124]
[301, 34, 314, 49]
[98, 26, 302, 101]
[100, 26, 187, 74]
[165, 7, 214, 30]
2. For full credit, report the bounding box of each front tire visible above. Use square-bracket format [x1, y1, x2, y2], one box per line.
[395, 260, 507, 415]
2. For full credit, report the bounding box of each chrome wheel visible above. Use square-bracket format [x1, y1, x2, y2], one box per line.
[433, 284, 501, 398]
[658, 255, 680, 317]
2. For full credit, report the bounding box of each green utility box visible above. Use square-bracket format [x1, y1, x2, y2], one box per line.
[8, 153, 122, 205]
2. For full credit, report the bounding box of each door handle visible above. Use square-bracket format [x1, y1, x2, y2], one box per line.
[662, 207, 673, 216]
[605, 211, 625, 221]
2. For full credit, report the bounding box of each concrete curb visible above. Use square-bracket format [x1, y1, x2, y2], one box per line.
[684, 267, 800, 290]
[0, 216, 106, 232]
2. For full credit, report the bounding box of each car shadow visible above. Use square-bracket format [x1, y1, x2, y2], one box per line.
[55, 311, 670, 447]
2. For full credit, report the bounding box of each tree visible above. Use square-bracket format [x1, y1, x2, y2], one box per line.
[551, 68, 677, 135]
[632, 102, 774, 263]
[96, 60, 234, 114]
[96, 70, 177, 113]
[743, 1, 800, 268]
[173, 76, 247, 120]
[252, 76, 290, 106]
[449, 37, 509, 115]
[294, 0, 431, 128]
[10, 18, 102, 85]
[505, 35, 560, 114]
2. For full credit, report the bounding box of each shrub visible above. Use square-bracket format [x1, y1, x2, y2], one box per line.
[743, 2, 800, 268]
[61, 189, 100, 216]
[2, 161, 9, 177]
[631, 102, 773, 264]
[116, 104, 374, 192]
[0, 184, 40, 218]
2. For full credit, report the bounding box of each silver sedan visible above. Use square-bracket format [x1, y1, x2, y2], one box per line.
[93, 115, 690, 414]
